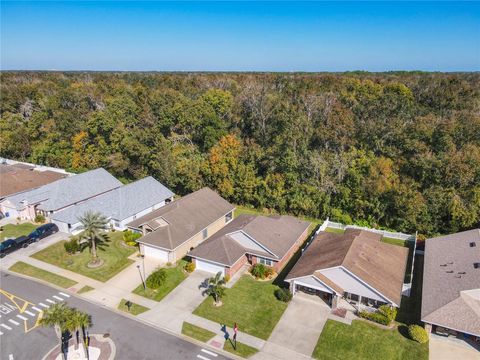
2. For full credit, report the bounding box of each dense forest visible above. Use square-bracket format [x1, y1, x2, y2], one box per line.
[1, 72, 479, 236]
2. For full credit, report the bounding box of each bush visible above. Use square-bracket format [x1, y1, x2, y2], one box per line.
[408, 325, 428, 344]
[265, 266, 274, 278]
[64, 238, 80, 254]
[378, 305, 397, 323]
[224, 274, 231, 282]
[274, 288, 292, 302]
[184, 262, 195, 273]
[359, 310, 390, 325]
[146, 268, 167, 289]
[34, 214, 46, 223]
[123, 230, 141, 246]
[250, 264, 267, 279]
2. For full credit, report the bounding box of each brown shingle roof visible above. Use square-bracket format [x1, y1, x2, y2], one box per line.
[421, 229, 480, 336]
[0, 165, 67, 198]
[128, 187, 235, 250]
[189, 214, 311, 266]
[286, 229, 409, 305]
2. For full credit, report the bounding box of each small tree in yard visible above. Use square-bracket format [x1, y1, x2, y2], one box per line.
[40, 303, 72, 359]
[66, 309, 91, 350]
[77, 211, 110, 266]
[204, 271, 226, 305]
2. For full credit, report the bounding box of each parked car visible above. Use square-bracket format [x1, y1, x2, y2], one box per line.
[0, 239, 18, 258]
[28, 223, 59, 242]
[14, 235, 34, 248]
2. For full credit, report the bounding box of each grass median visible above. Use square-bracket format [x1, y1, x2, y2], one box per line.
[181, 322, 216, 342]
[117, 298, 149, 315]
[9, 261, 77, 288]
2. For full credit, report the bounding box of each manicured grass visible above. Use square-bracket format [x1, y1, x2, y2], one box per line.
[77, 285, 94, 294]
[117, 298, 149, 315]
[31, 232, 136, 282]
[132, 261, 187, 301]
[181, 322, 216, 342]
[223, 339, 258, 358]
[0, 223, 38, 241]
[381, 236, 408, 247]
[9, 261, 77, 288]
[194, 275, 288, 340]
[312, 319, 428, 360]
[324, 227, 345, 234]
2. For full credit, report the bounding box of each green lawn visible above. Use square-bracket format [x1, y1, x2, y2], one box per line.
[117, 298, 149, 315]
[181, 322, 216, 342]
[223, 339, 258, 358]
[31, 232, 136, 282]
[0, 223, 38, 241]
[133, 261, 187, 301]
[381, 236, 408, 247]
[9, 261, 77, 288]
[77, 285, 94, 294]
[193, 275, 288, 340]
[397, 255, 424, 325]
[323, 227, 345, 234]
[312, 320, 428, 360]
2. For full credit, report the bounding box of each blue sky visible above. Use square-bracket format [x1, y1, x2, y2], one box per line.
[1, 1, 479, 71]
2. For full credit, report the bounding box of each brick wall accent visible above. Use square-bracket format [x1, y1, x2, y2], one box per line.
[226, 254, 248, 277]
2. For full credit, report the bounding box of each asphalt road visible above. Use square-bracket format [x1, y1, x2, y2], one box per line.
[0, 271, 230, 360]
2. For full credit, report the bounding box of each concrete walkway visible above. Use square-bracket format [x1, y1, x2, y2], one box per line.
[266, 293, 330, 358]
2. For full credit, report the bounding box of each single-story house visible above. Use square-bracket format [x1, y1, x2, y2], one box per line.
[285, 229, 409, 309]
[421, 229, 480, 339]
[0, 163, 68, 200]
[127, 187, 235, 263]
[188, 214, 311, 277]
[0, 168, 122, 220]
[51, 177, 174, 234]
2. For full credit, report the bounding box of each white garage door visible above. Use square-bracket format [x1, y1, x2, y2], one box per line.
[196, 259, 225, 276]
[143, 245, 170, 261]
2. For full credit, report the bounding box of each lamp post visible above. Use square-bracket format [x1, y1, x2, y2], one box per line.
[137, 264, 146, 290]
[141, 254, 146, 283]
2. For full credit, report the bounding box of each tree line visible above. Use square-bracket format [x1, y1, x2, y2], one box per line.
[1, 71, 479, 236]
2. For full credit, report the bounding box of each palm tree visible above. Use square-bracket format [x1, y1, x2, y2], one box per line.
[40, 303, 71, 357]
[77, 211, 109, 265]
[66, 309, 91, 350]
[204, 272, 226, 305]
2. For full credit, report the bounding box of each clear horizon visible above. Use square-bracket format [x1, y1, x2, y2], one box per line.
[1, 1, 479, 72]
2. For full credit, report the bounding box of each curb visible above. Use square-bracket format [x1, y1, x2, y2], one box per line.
[2, 269, 243, 360]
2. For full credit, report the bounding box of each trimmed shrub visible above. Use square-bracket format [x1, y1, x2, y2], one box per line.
[184, 262, 195, 273]
[359, 310, 390, 325]
[274, 288, 292, 302]
[123, 230, 141, 246]
[64, 238, 80, 254]
[146, 268, 167, 289]
[378, 305, 397, 323]
[265, 266, 274, 278]
[408, 325, 429, 344]
[34, 214, 46, 223]
[250, 264, 267, 279]
[224, 274, 231, 283]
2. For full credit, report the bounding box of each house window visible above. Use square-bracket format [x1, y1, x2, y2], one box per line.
[202, 228, 208, 240]
[258, 257, 273, 266]
[225, 211, 233, 223]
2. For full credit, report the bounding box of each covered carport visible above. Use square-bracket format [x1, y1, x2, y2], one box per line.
[290, 276, 335, 307]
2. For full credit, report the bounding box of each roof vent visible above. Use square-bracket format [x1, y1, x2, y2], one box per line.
[440, 264, 447, 267]
[474, 263, 480, 269]
[470, 242, 476, 248]
[446, 270, 454, 273]
[458, 271, 466, 275]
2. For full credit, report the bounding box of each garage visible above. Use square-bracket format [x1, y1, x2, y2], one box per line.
[195, 258, 225, 276]
[142, 244, 170, 262]
[292, 277, 334, 306]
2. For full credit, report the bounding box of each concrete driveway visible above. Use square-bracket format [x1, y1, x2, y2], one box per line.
[429, 335, 480, 360]
[138, 270, 211, 332]
[265, 292, 331, 358]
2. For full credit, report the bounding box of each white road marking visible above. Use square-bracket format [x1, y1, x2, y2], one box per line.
[16, 315, 28, 321]
[24, 310, 35, 317]
[52, 295, 63, 301]
[0, 324, 12, 330]
[9, 354, 14, 360]
[8, 319, 20, 326]
[197, 356, 210, 360]
[59, 292, 70, 298]
[32, 307, 42, 312]
[39, 303, 49, 308]
[46, 299, 55, 304]
[201, 349, 218, 357]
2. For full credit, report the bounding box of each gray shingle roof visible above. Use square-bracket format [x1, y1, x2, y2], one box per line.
[421, 229, 480, 336]
[5, 168, 122, 211]
[189, 214, 311, 266]
[51, 177, 174, 224]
